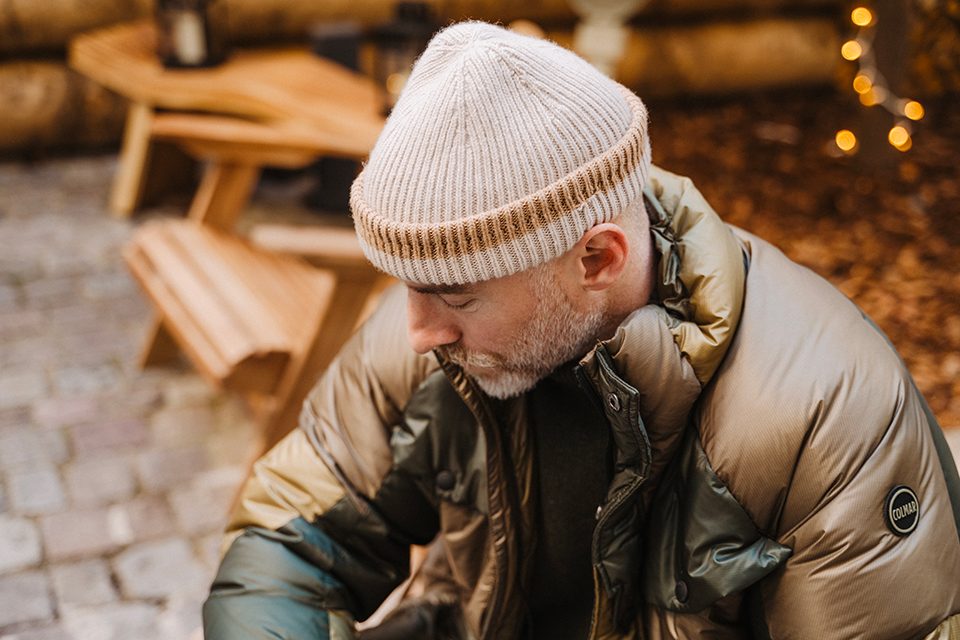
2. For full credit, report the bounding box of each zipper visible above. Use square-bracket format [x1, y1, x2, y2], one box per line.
[587, 478, 643, 640]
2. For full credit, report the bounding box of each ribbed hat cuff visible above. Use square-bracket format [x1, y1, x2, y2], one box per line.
[352, 86, 650, 285]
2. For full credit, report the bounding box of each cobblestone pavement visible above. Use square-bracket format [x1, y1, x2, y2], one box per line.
[0, 155, 259, 639]
[1, 154, 958, 640]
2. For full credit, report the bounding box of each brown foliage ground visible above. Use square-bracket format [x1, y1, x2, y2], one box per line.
[647, 91, 960, 426]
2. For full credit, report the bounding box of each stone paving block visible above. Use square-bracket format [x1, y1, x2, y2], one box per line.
[0, 284, 18, 310]
[21, 276, 81, 310]
[169, 466, 244, 536]
[52, 363, 121, 396]
[110, 496, 175, 543]
[136, 447, 210, 493]
[0, 428, 45, 470]
[54, 327, 132, 362]
[64, 457, 136, 507]
[150, 405, 217, 447]
[0, 309, 46, 341]
[70, 417, 149, 456]
[0, 623, 76, 639]
[0, 407, 30, 430]
[46, 305, 106, 332]
[0, 516, 42, 573]
[6, 466, 66, 516]
[40, 508, 123, 561]
[82, 271, 137, 301]
[49, 559, 117, 607]
[31, 396, 99, 430]
[97, 386, 163, 421]
[60, 602, 161, 640]
[41, 250, 92, 278]
[0, 341, 55, 370]
[0, 571, 54, 628]
[113, 538, 210, 600]
[103, 295, 150, 322]
[0, 428, 68, 470]
[40, 431, 69, 466]
[0, 370, 48, 410]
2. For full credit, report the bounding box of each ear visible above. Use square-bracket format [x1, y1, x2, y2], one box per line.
[570, 223, 629, 291]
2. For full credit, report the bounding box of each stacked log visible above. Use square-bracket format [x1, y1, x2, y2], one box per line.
[0, 0, 844, 155]
[0, 0, 150, 56]
[552, 16, 839, 96]
[0, 62, 126, 153]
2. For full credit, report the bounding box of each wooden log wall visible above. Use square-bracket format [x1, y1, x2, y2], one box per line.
[0, 0, 843, 154]
[0, 0, 150, 56]
[552, 16, 839, 96]
[0, 0, 840, 55]
[0, 62, 126, 152]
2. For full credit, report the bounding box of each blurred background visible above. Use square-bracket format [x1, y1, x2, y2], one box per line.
[0, 0, 958, 638]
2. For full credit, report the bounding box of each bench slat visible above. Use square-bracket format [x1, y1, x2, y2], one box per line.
[168, 223, 292, 351]
[135, 224, 269, 367]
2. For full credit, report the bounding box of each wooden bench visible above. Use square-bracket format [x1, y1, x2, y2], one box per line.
[105, 42, 390, 450]
[125, 220, 384, 449]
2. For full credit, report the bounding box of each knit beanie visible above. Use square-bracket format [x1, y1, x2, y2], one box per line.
[351, 21, 651, 285]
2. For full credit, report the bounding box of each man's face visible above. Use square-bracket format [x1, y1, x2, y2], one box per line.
[405, 264, 607, 398]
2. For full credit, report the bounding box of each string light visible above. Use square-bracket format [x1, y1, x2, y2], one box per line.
[841, 40, 864, 60]
[853, 73, 873, 94]
[903, 100, 925, 121]
[836, 129, 858, 153]
[851, 6, 874, 27]
[835, 4, 925, 154]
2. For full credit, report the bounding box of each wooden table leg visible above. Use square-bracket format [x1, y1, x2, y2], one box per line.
[188, 161, 261, 230]
[110, 102, 154, 217]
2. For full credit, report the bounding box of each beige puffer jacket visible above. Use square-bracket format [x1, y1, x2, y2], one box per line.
[204, 166, 960, 640]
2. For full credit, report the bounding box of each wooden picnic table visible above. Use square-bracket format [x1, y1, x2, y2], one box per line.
[69, 20, 385, 221]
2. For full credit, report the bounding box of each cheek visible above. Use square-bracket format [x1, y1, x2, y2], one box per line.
[461, 306, 536, 351]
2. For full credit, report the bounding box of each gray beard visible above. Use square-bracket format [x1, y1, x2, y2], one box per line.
[438, 266, 607, 399]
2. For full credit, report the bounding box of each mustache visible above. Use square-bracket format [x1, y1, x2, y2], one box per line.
[437, 344, 504, 370]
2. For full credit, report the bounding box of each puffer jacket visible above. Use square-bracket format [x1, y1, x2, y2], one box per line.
[203, 166, 960, 640]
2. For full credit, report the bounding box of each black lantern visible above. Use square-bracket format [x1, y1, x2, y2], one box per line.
[371, 2, 437, 114]
[155, 0, 229, 68]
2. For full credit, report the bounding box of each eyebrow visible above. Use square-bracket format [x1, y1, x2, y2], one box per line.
[409, 283, 476, 295]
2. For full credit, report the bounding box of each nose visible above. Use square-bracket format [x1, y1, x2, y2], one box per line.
[407, 291, 461, 354]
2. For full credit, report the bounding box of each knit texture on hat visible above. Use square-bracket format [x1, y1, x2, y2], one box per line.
[351, 21, 651, 285]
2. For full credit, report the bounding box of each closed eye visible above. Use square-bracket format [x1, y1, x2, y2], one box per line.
[437, 295, 477, 310]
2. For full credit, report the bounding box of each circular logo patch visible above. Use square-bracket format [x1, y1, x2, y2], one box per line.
[885, 485, 920, 536]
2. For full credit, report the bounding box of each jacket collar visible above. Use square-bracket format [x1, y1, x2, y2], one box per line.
[577, 164, 746, 505]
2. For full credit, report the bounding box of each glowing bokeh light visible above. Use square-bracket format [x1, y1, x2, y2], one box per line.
[903, 101, 925, 121]
[851, 7, 874, 27]
[836, 129, 858, 152]
[841, 40, 863, 61]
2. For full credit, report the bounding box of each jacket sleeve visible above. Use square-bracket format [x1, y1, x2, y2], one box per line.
[203, 286, 442, 639]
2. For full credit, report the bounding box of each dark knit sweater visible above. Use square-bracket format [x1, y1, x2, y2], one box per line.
[526, 367, 611, 640]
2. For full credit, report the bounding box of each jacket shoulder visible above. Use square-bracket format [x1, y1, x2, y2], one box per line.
[302, 283, 440, 498]
[699, 230, 920, 535]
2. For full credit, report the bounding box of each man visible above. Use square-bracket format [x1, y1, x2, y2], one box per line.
[203, 21, 960, 639]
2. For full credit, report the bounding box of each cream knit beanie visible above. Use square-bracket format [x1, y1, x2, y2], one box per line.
[351, 21, 651, 285]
